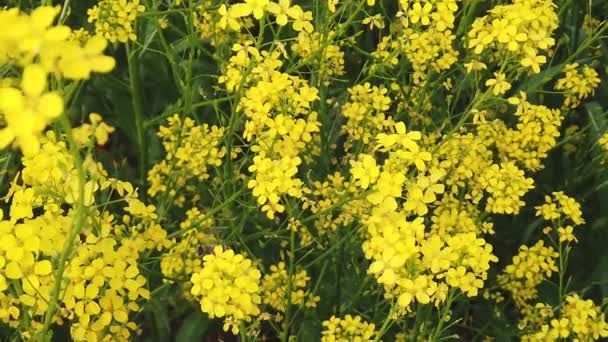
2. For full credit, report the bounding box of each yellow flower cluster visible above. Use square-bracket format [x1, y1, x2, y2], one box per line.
[291, 31, 345, 81]
[555, 63, 601, 108]
[467, 0, 558, 73]
[0, 121, 169, 340]
[492, 191, 592, 339]
[64, 226, 153, 341]
[261, 262, 319, 315]
[522, 295, 608, 341]
[303, 172, 364, 242]
[536, 191, 584, 224]
[87, 0, 145, 43]
[248, 155, 306, 218]
[397, 0, 460, 83]
[219, 0, 314, 33]
[364, 202, 496, 309]
[341, 83, 394, 148]
[347, 121, 498, 313]
[0, 6, 115, 155]
[476, 162, 534, 214]
[190, 246, 262, 334]
[430, 196, 495, 238]
[160, 208, 217, 284]
[424, 95, 563, 221]
[235, 48, 320, 218]
[536, 191, 584, 243]
[487, 97, 563, 171]
[496, 240, 558, 308]
[435, 131, 534, 216]
[219, 43, 262, 91]
[434, 132, 493, 196]
[147, 114, 226, 200]
[321, 315, 377, 342]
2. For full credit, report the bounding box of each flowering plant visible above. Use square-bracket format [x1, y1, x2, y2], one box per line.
[0, 0, 608, 340]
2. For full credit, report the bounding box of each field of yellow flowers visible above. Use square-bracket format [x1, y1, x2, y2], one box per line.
[1, 0, 608, 340]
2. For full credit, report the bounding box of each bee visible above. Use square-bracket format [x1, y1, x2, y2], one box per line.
[196, 243, 230, 257]
[197, 245, 215, 257]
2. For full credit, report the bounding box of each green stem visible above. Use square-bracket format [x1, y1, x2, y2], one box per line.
[144, 96, 235, 128]
[281, 229, 297, 342]
[430, 291, 456, 341]
[256, 15, 266, 50]
[240, 322, 248, 342]
[334, 234, 343, 316]
[58, 0, 71, 24]
[334, 0, 366, 36]
[558, 241, 570, 308]
[126, 43, 146, 187]
[373, 304, 396, 342]
[36, 115, 88, 341]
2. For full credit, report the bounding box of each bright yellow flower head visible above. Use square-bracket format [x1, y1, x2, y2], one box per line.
[0, 64, 63, 155]
[190, 246, 262, 334]
[87, 0, 145, 43]
[321, 315, 377, 341]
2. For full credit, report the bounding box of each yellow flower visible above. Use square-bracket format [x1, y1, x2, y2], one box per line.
[464, 60, 487, 73]
[485, 72, 511, 96]
[409, 2, 433, 26]
[158, 18, 168, 29]
[362, 14, 385, 30]
[350, 154, 380, 190]
[520, 47, 546, 74]
[328, 0, 338, 13]
[0, 64, 63, 155]
[557, 226, 577, 243]
[218, 5, 241, 31]
[266, 0, 290, 26]
[231, 0, 270, 20]
[550, 318, 570, 338]
[287, 5, 314, 33]
[397, 275, 437, 307]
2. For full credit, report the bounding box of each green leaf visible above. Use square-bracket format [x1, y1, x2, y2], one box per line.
[297, 319, 321, 342]
[148, 298, 171, 341]
[585, 101, 607, 137]
[175, 312, 210, 342]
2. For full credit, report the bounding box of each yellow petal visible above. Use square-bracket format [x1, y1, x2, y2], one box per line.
[21, 64, 47, 97]
[0, 88, 24, 113]
[0, 129, 16, 148]
[114, 309, 128, 323]
[0, 274, 7, 291]
[230, 4, 252, 18]
[398, 292, 412, 307]
[5, 261, 23, 279]
[90, 56, 116, 73]
[38, 93, 64, 118]
[31, 6, 60, 30]
[84, 35, 108, 53]
[34, 260, 53, 275]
